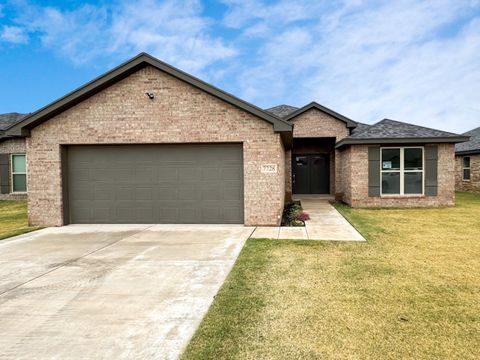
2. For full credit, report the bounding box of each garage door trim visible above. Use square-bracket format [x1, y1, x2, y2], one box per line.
[61, 143, 244, 224]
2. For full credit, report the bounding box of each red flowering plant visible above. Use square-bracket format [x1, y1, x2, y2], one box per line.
[296, 211, 310, 223]
[281, 202, 310, 226]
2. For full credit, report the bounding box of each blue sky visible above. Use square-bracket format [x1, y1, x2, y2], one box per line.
[1, 0, 480, 133]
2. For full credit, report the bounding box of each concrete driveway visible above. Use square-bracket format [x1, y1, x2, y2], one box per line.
[0, 224, 254, 360]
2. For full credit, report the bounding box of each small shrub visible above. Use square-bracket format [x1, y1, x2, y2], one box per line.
[281, 202, 309, 226]
[296, 211, 310, 222]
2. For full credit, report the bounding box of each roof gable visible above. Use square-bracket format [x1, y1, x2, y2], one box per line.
[6, 53, 292, 138]
[283, 102, 357, 128]
[456, 126, 480, 154]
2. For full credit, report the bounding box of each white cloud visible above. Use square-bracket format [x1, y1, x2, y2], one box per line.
[227, 0, 480, 133]
[0, 25, 28, 44]
[2, 0, 480, 133]
[9, 0, 236, 75]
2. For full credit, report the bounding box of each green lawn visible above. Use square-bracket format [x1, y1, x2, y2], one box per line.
[0, 201, 40, 240]
[182, 192, 480, 359]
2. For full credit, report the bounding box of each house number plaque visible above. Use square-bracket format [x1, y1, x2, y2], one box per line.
[261, 164, 278, 173]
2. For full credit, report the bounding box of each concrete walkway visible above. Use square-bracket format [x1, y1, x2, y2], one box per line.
[251, 198, 365, 241]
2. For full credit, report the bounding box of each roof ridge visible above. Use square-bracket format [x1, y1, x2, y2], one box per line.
[463, 126, 480, 135]
[379, 118, 461, 136]
[284, 101, 357, 128]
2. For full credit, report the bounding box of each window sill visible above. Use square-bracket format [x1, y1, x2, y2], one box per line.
[11, 191, 28, 194]
[380, 194, 425, 198]
[462, 180, 471, 182]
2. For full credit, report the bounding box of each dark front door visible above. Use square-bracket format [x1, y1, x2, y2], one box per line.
[292, 154, 330, 194]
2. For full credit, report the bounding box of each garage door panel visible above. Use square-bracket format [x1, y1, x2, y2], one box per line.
[178, 167, 202, 181]
[70, 186, 94, 201]
[71, 207, 93, 223]
[158, 168, 178, 181]
[223, 187, 243, 201]
[93, 207, 112, 222]
[67, 144, 243, 224]
[223, 208, 243, 222]
[135, 167, 155, 182]
[202, 168, 220, 180]
[157, 188, 178, 200]
[71, 168, 90, 181]
[221, 167, 243, 180]
[134, 187, 154, 200]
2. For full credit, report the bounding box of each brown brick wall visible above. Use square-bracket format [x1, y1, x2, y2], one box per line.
[0, 138, 27, 200]
[341, 144, 455, 207]
[285, 149, 292, 201]
[455, 154, 480, 192]
[291, 108, 350, 140]
[26, 66, 286, 226]
[337, 147, 352, 203]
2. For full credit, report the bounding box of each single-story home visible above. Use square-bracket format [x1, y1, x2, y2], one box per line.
[455, 127, 480, 192]
[0, 53, 470, 226]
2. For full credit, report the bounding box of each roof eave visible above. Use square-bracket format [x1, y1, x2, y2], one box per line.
[335, 136, 470, 149]
[455, 149, 480, 156]
[6, 52, 292, 137]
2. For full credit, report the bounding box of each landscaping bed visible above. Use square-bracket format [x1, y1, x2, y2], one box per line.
[281, 201, 310, 226]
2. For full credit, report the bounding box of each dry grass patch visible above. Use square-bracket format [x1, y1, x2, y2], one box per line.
[0, 201, 40, 240]
[182, 192, 480, 359]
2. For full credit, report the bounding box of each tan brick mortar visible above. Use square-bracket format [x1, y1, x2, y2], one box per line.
[291, 108, 350, 140]
[26, 66, 285, 226]
[455, 154, 480, 192]
[340, 144, 455, 207]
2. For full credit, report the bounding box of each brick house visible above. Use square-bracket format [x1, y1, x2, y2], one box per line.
[455, 127, 480, 192]
[0, 53, 470, 227]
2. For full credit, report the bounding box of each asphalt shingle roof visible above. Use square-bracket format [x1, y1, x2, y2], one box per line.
[455, 126, 480, 154]
[0, 113, 27, 131]
[350, 122, 371, 135]
[349, 119, 461, 139]
[265, 104, 299, 118]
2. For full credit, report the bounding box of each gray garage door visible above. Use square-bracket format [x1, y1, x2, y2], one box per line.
[65, 144, 244, 224]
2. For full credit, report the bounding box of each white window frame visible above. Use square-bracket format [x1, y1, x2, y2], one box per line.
[380, 147, 424, 196]
[11, 154, 27, 193]
[462, 156, 471, 181]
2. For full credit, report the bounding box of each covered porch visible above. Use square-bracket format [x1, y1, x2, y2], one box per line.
[290, 137, 337, 196]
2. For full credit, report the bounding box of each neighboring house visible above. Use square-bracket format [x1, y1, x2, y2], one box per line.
[455, 127, 480, 192]
[0, 53, 469, 226]
[0, 113, 27, 200]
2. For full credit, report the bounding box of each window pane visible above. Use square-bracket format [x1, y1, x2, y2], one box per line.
[404, 172, 423, 194]
[13, 174, 27, 192]
[404, 148, 423, 170]
[382, 149, 400, 170]
[464, 169, 471, 180]
[382, 172, 400, 194]
[463, 157, 470, 168]
[12, 155, 26, 173]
